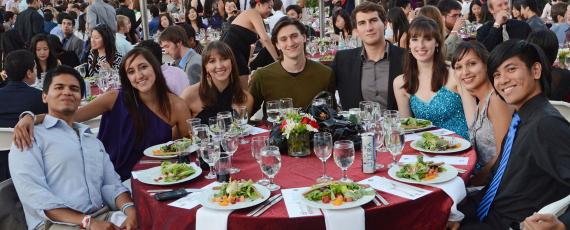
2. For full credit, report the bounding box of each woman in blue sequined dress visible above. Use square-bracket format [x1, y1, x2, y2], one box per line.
[393, 17, 476, 139]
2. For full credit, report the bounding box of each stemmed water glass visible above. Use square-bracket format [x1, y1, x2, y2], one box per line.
[200, 139, 220, 179]
[192, 124, 209, 165]
[385, 127, 405, 168]
[266, 100, 281, 126]
[221, 131, 240, 174]
[233, 106, 249, 144]
[359, 101, 374, 131]
[96, 75, 109, 93]
[217, 111, 233, 133]
[383, 110, 401, 130]
[333, 140, 355, 182]
[260, 146, 282, 191]
[251, 136, 269, 185]
[209, 117, 224, 139]
[313, 132, 333, 183]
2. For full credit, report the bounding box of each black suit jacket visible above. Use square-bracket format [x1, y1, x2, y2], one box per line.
[330, 43, 404, 110]
[551, 68, 570, 102]
[476, 19, 531, 51]
[0, 81, 48, 128]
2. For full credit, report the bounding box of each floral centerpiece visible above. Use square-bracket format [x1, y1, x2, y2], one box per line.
[279, 113, 320, 157]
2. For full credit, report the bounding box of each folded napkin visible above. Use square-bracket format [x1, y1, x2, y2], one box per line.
[248, 126, 269, 136]
[281, 187, 322, 218]
[539, 194, 570, 216]
[196, 207, 233, 230]
[322, 207, 365, 230]
[168, 182, 220, 210]
[399, 155, 469, 166]
[360, 176, 432, 200]
[426, 177, 467, 222]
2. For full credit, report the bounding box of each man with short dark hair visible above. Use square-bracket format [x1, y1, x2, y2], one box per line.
[0, 50, 48, 181]
[550, 2, 569, 46]
[476, 0, 531, 51]
[438, 0, 466, 60]
[285, 4, 317, 37]
[268, 0, 286, 32]
[60, 14, 84, 60]
[14, 0, 44, 45]
[10, 65, 137, 230]
[331, 2, 404, 110]
[159, 25, 202, 85]
[520, 0, 547, 31]
[453, 40, 570, 229]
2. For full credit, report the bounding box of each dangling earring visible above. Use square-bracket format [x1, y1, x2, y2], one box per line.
[435, 46, 439, 54]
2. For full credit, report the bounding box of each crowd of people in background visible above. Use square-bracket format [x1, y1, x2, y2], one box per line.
[0, 0, 570, 228]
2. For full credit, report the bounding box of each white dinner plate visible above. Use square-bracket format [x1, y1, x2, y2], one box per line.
[410, 136, 471, 154]
[388, 164, 458, 185]
[198, 184, 271, 210]
[400, 118, 435, 133]
[143, 141, 199, 159]
[300, 189, 375, 210]
[136, 163, 202, 186]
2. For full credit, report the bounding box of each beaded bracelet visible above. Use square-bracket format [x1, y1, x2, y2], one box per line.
[121, 202, 135, 215]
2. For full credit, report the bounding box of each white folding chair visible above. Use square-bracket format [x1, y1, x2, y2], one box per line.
[550, 100, 570, 122]
[83, 115, 102, 129]
[539, 194, 570, 217]
[0, 128, 14, 151]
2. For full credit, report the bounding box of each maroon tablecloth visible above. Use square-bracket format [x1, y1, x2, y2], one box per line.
[132, 133, 476, 230]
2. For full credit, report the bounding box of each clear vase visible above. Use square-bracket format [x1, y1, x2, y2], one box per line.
[287, 132, 310, 157]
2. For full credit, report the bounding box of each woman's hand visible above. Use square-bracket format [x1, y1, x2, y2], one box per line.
[13, 115, 35, 150]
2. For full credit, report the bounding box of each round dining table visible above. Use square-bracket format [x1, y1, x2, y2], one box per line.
[131, 131, 477, 230]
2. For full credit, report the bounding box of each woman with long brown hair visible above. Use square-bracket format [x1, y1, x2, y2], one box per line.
[13, 48, 191, 180]
[393, 17, 475, 139]
[180, 41, 253, 121]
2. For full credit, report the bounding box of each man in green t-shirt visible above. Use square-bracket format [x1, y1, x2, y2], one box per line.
[249, 17, 335, 117]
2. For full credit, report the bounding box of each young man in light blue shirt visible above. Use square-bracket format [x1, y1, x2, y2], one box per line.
[9, 66, 137, 230]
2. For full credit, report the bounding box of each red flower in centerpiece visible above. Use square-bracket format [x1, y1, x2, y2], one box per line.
[280, 119, 287, 130]
[309, 120, 319, 129]
[301, 117, 310, 124]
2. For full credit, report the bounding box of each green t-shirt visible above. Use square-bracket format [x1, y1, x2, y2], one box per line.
[249, 59, 335, 114]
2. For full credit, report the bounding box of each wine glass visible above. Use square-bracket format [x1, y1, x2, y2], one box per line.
[313, 132, 333, 183]
[333, 140, 355, 183]
[221, 131, 240, 174]
[200, 139, 220, 179]
[385, 127, 405, 168]
[233, 106, 249, 144]
[359, 101, 374, 131]
[217, 111, 233, 133]
[208, 117, 224, 139]
[96, 76, 109, 93]
[383, 110, 400, 129]
[266, 100, 281, 125]
[251, 136, 269, 185]
[280, 98, 293, 116]
[260, 146, 281, 191]
[372, 120, 385, 169]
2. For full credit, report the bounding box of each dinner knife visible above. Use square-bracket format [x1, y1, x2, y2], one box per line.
[252, 196, 283, 217]
[247, 194, 282, 216]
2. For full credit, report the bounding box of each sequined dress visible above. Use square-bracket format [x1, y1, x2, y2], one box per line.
[410, 87, 469, 139]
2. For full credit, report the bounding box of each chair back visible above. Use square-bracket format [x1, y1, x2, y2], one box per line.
[539, 194, 570, 217]
[0, 128, 14, 151]
[0, 179, 27, 230]
[550, 100, 570, 122]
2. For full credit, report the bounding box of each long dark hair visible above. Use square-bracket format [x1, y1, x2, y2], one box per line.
[199, 41, 246, 107]
[119, 48, 173, 143]
[333, 9, 353, 37]
[402, 16, 449, 94]
[30, 34, 58, 78]
[158, 13, 174, 32]
[387, 7, 409, 46]
[468, 0, 489, 23]
[91, 24, 118, 69]
[185, 7, 205, 28]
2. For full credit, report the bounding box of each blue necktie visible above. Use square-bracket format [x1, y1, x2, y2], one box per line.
[476, 112, 521, 221]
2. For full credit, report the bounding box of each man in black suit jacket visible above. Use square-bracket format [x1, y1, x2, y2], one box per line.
[0, 50, 48, 181]
[331, 2, 404, 111]
[476, 0, 531, 51]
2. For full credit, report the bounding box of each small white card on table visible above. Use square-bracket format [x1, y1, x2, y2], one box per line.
[281, 187, 322, 218]
[360, 176, 432, 200]
[168, 182, 220, 210]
